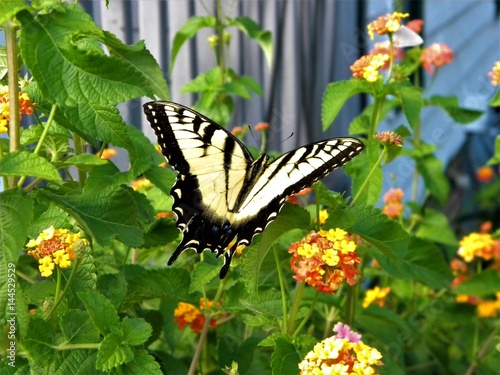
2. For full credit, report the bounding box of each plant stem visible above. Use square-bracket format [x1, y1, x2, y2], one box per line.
[287, 282, 306, 335]
[72, 132, 87, 186]
[464, 328, 498, 375]
[273, 245, 288, 333]
[351, 146, 387, 206]
[345, 284, 357, 326]
[369, 95, 385, 139]
[46, 256, 82, 319]
[216, 0, 226, 86]
[4, 19, 20, 188]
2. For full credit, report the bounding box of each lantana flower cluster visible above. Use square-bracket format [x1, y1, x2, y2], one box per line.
[382, 188, 404, 219]
[26, 226, 83, 277]
[289, 229, 361, 293]
[457, 232, 497, 263]
[173, 298, 220, 333]
[0, 85, 34, 134]
[489, 61, 500, 86]
[363, 286, 391, 308]
[298, 323, 383, 375]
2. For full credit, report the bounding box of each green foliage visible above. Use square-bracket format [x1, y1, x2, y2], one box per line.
[0, 2, 498, 375]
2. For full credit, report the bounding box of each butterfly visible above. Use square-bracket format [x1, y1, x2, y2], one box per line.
[143, 101, 364, 278]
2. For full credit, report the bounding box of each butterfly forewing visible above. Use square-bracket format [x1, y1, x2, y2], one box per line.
[143, 101, 364, 278]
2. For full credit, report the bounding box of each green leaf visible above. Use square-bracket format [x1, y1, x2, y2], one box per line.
[416, 208, 457, 246]
[344, 143, 382, 206]
[390, 83, 423, 130]
[51, 350, 102, 375]
[28, 204, 69, 238]
[169, 16, 216, 72]
[241, 204, 310, 293]
[18, 6, 152, 106]
[454, 270, 500, 297]
[114, 350, 162, 375]
[328, 205, 409, 260]
[143, 166, 176, 197]
[64, 252, 98, 299]
[78, 291, 120, 336]
[230, 16, 273, 68]
[373, 237, 452, 288]
[122, 266, 191, 307]
[322, 80, 373, 130]
[189, 262, 220, 294]
[415, 154, 449, 205]
[487, 135, 500, 165]
[60, 309, 100, 344]
[426, 96, 483, 123]
[122, 317, 152, 346]
[0, 47, 8, 81]
[0, 0, 30, 24]
[40, 185, 144, 247]
[58, 154, 108, 172]
[489, 90, 500, 107]
[22, 317, 56, 366]
[349, 114, 371, 136]
[0, 150, 62, 181]
[103, 31, 169, 100]
[96, 332, 134, 371]
[142, 218, 179, 248]
[0, 190, 33, 320]
[270, 338, 301, 375]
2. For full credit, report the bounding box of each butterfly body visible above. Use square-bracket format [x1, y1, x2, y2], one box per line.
[143, 101, 364, 278]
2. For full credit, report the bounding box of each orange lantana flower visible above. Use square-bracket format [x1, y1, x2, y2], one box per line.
[350, 54, 390, 82]
[289, 229, 361, 293]
[421, 43, 454, 74]
[488, 61, 500, 86]
[367, 12, 409, 39]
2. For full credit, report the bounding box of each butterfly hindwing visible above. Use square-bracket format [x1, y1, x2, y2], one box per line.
[143, 101, 364, 278]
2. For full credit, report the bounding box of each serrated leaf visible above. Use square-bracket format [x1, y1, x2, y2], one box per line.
[390, 83, 423, 130]
[349, 114, 371, 135]
[230, 17, 273, 68]
[373, 237, 452, 288]
[189, 262, 220, 293]
[241, 204, 310, 293]
[270, 338, 301, 375]
[122, 266, 191, 307]
[51, 350, 102, 375]
[65, 252, 97, 300]
[328, 205, 408, 260]
[0, 150, 62, 181]
[416, 208, 457, 246]
[58, 154, 108, 172]
[22, 317, 56, 366]
[96, 332, 133, 371]
[142, 218, 178, 248]
[60, 309, 100, 344]
[322, 80, 373, 130]
[143, 166, 176, 196]
[122, 317, 152, 346]
[40, 185, 144, 247]
[453, 270, 500, 297]
[344, 144, 382, 206]
[426, 96, 483, 123]
[416, 154, 449, 204]
[79, 291, 120, 335]
[0, 190, 33, 320]
[114, 350, 162, 375]
[169, 16, 216, 72]
[0, 0, 30, 24]
[18, 6, 152, 106]
[103, 31, 169, 100]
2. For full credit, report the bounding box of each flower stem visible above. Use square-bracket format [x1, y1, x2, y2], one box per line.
[345, 284, 357, 326]
[4, 19, 20, 188]
[287, 282, 306, 336]
[46, 256, 82, 319]
[351, 146, 387, 206]
[273, 245, 288, 333]
[369, 95, 385, 139]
